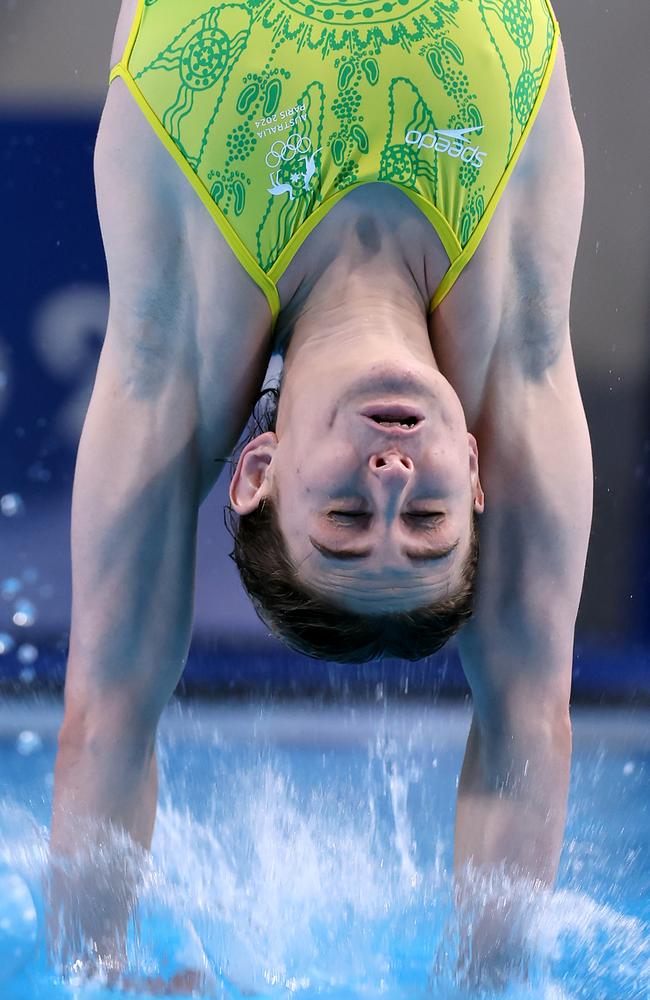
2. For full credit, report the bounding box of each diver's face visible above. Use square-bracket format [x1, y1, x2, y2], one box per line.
[231, 363, 484, 613]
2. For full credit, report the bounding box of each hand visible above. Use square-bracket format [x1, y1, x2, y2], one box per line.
[431, 874, 534, 994]
[50, 949, 217, 997]
[118, 966, 217, 996]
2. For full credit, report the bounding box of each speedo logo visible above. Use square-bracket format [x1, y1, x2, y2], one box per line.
[404, 126, 487, 169]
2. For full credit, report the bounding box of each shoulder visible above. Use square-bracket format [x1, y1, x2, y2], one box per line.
[432, 38, 586, 420]
[432, 38, 585, 402]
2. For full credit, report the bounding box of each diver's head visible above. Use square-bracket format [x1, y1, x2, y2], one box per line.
[228, 355, 484, 662]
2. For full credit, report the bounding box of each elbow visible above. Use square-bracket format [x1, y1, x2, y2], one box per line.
[57, 693, 157, 759]
[472, 688, 573, 792]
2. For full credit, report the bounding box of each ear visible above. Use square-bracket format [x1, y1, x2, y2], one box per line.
[467, 433, 485, 513]
[229, 431, 278, 515]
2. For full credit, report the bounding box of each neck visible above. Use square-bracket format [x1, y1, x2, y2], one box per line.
[276, 256, 440, 435]
[273, 195, 443, 435]
[276, 190, 436, 358]
[283, 245, 436, 368]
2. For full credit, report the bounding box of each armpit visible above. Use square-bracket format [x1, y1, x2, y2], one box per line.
[502, 230, 570, 381]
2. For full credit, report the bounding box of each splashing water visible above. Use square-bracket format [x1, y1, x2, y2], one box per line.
[0, 703, 647, 999]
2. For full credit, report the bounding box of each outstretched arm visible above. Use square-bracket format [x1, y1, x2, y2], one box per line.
[434, 41, 592, 986]
[451, 305, 593, 988]
[454, 37, 591, 897]
[455, 325, 593, 881]
[49, 66, 271, 983]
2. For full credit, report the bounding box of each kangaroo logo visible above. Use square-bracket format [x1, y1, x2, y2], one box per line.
[266, 134, 321, 200]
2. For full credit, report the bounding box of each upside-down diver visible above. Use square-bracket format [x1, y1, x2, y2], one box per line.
[48, 0, 592, 990]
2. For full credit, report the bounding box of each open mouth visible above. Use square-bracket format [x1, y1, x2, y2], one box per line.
[360, 404, 424, 430]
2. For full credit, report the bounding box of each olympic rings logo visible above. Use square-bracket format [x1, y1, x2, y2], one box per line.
[265, 134, 313, 169]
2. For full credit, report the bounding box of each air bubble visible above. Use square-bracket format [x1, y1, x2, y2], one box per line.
[18, 666, 36, 684]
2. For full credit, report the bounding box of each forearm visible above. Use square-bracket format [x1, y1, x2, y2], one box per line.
[455, 706, 572, 883]
[451, 704, 572, 988]
[48, 709, 159, 974]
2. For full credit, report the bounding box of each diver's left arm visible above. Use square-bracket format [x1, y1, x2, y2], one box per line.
[449, 326, 593, 986]
[455, 326, 593, 879]
[450, 45, 592, 984]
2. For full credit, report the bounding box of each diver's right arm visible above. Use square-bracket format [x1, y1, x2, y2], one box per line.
[48, 317, 201, 973]
[48, 71, 273, 979]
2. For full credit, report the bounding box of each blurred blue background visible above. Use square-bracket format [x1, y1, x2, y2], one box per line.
[1, 0, 649, 699]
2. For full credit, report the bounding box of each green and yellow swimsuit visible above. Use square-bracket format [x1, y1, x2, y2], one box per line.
[110, 0, 560, 329]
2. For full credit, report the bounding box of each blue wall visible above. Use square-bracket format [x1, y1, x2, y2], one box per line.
[1, 117, 104, 491]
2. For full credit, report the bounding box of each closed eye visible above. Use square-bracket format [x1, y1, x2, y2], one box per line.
[328, 512, 445, 527]
[328, 511, 370, 524]
[403, 512, 445, 526]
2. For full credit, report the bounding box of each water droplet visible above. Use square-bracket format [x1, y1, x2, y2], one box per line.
[21, 568, 38, 585]
[0, 634, 15, 655]
[16, 731, 42, 755]
[0, 872, 38, 978]
[17, 644, 38, 665]
[1, 579, 21, 601]
[18, 666, 36, 684]
[12, 600, 36, 628]
[27, 462, 51, 483]
[623, 761, 635, 776]
[0, 494, 24, 517]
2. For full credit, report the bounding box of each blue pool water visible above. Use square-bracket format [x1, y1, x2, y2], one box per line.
[0, 699, 648, 999]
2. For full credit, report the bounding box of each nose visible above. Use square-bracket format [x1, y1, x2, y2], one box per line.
[369, 452, 413, 519]
[370, 451, 413, 479]
[368, 452, 414, 523]
[369, 451, 414, 480]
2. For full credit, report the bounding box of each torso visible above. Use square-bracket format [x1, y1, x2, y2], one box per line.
[108, 0, 578, 435]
